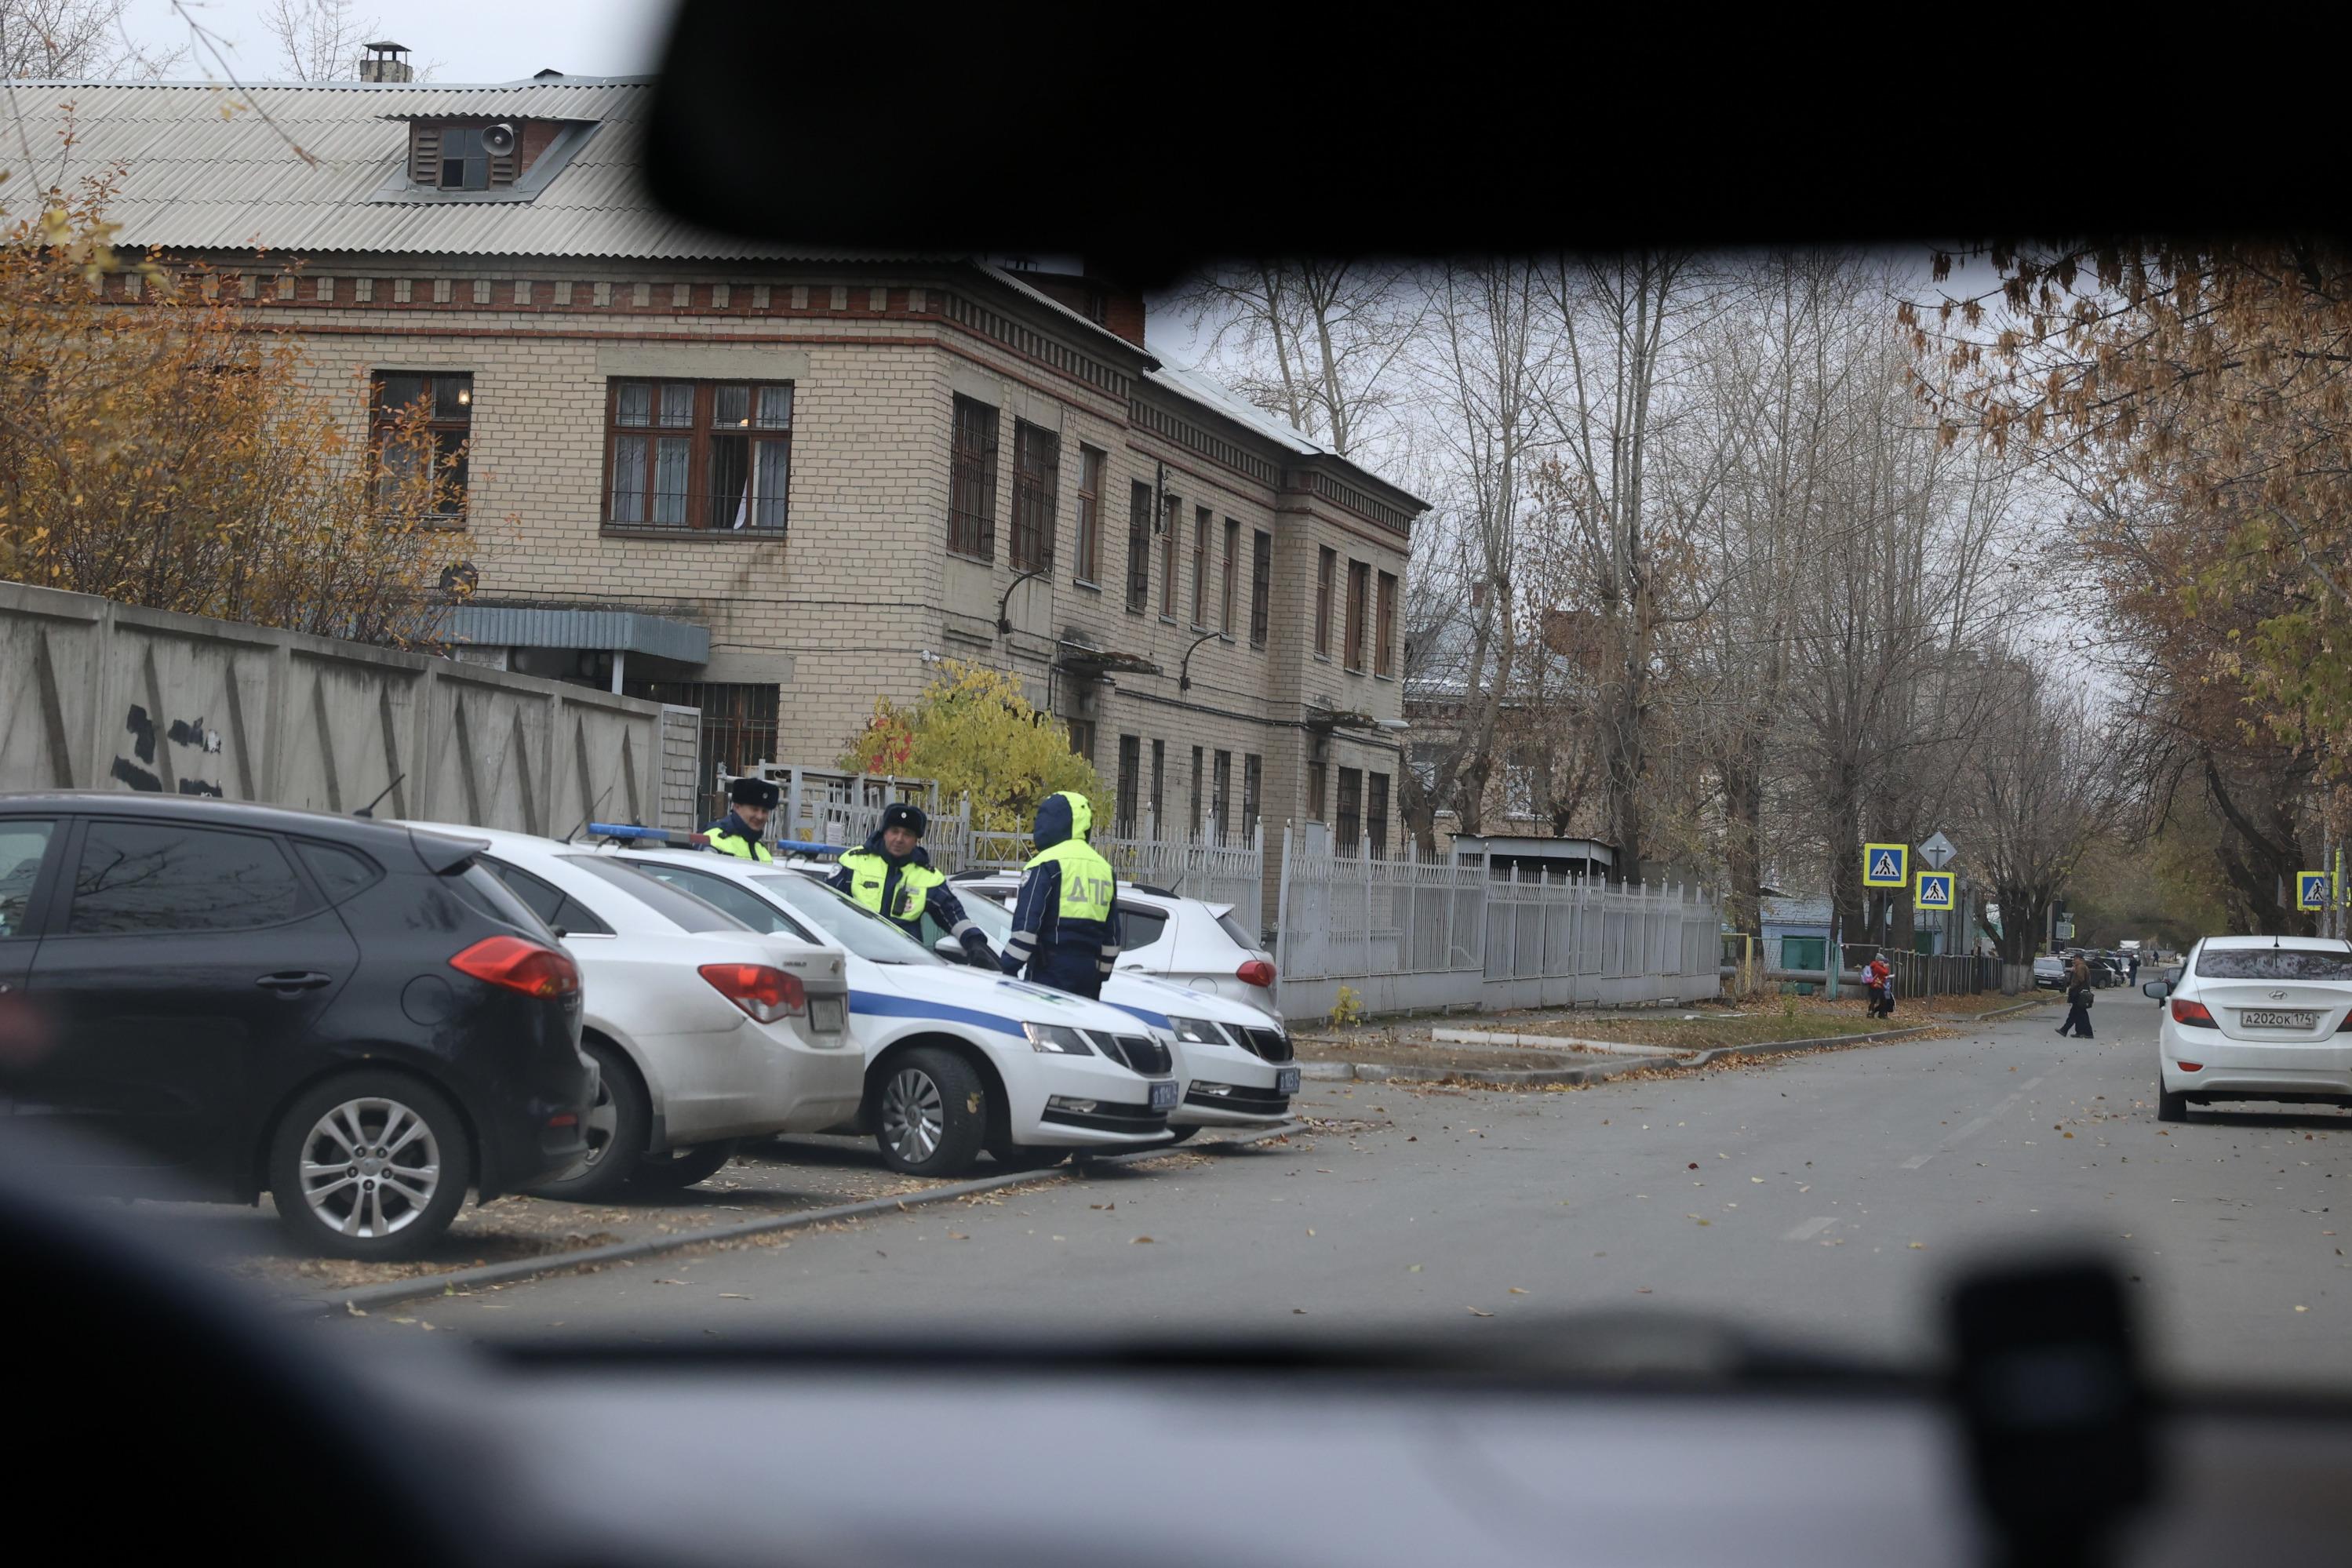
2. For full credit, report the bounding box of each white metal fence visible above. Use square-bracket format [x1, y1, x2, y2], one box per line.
[1272, 826, 1721, 1020]
[734, 764, 1265, 917]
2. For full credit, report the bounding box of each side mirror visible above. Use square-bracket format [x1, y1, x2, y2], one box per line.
[2141, 980, 2169, 1000]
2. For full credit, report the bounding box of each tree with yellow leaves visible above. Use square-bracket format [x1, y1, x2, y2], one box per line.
[0, 173, 468, 645]
[837, 660, 1105, 835]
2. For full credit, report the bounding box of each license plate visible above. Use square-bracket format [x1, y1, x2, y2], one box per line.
[1276, 1067, 1301, 1094]
[2241, 1009, 2317, 1029]
[1149, 1079, 1179, 1111]
[809, 995, 847, 1035]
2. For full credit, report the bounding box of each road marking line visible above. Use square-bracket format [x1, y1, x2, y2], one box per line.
[2023, 1076, 2044, 1090]
[1784, 1216, 1838, 1242]
[1899, 1154, 1933, 1170]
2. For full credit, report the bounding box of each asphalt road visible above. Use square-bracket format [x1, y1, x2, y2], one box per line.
[324, 994, 2352, 1391]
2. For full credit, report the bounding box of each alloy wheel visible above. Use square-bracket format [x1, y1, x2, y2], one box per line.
[879, 1068, 945, 1162]
[296, 1096, 441, 1239]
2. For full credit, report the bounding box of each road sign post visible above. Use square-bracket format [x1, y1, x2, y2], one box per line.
[1864, 842, 1909, 890]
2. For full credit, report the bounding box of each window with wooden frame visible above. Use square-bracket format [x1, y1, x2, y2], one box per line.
[1367, 771, 1390, 857]
[1075, 445, 1105, 584]
[1250, 530, 1272, 648]
[1125, 480, 1152, 611]
[605, 379, 792, 532]
[1375, 569, 1399, 676]
[1190, 506, 1211, 628]
[1315, 547, 1336, 656]
[1010, 420, 1059, 573]
[1159, 497, 1178, 615]
[1067, 717, 1095, 762]
[948, 395, 999, 559]
[1221, 517, 1240, 635]
[371, 370, 471, 520]
[1306, 758, 1327, 822]
[1345, 559, 1371, 671]
[1335, 766, 1362, 853]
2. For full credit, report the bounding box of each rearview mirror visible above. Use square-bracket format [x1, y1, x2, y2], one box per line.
[2141, 980, 2169, 999]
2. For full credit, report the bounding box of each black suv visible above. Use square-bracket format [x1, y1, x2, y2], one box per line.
[0, 794, 593, 1258]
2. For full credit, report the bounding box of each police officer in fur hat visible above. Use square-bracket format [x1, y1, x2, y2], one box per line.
[828, 802, 996, 965]
[705, 776, 779, 861]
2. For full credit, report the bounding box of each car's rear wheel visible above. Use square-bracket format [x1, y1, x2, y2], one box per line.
[874, 1048, 987, 1177]
[528, 1040, 645, 1201]
[2158, 1087, 2190, 1123]
[269, 1071, 471, 1261]
[629, 1139, 741, 1191]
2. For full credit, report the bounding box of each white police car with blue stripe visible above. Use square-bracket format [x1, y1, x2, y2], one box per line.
[585, 846, 1183, 1176]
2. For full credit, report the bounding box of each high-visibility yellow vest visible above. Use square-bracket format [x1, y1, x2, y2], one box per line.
[837, 849, 944, 922]
[706, 827, 773, 862]
[1023, 838, 1115, 924]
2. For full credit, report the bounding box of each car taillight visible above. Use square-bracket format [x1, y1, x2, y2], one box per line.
[699, 963, 806, 1024]
[2171, 999, 2217, 1028]
[450, 935, 581, 999]
[1236, 959, 1276, 989]
[2175, 1061, 2203, 1073]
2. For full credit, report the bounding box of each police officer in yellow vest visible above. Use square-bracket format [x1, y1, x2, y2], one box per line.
[999, 790, 1119, 998]
[827, 803, 996, 965]
[704, 777, 777, 861]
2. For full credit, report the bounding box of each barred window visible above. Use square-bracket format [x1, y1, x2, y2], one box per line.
[1250, 530, 1272, 647]
[1010, 420, 1059, 572]
[948, 395, 999, 559]
[1075, 446, 1105, 583]
[1126, 479, 1152, 610]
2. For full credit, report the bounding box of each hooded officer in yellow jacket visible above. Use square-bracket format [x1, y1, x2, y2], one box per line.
[999, 790, 1118, 997]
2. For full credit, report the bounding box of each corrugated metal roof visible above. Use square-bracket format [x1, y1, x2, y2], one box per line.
[0, 77, 919, 260]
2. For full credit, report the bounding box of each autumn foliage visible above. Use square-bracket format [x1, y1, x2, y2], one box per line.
[0, 173, 467, 644]
[837, 660, 1105, 835]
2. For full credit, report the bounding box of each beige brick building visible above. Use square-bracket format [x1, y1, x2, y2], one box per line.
[12, 73, 1423, 846]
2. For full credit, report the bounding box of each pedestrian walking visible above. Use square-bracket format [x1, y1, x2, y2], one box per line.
[1866, 951, 1895, 1019]
[2057, 955, 2095, 1039]
[2127, 954, 2139, 984]
[999, 790, 1119, 998]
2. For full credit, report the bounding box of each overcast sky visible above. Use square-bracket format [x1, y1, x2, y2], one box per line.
[124, 0, 668, 82]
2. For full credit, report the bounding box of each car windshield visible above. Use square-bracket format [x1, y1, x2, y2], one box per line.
[750, 872, 948, 964]
[2193, 948, 2352, 981]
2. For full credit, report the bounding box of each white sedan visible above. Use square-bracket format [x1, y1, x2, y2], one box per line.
[401, 824, 865, 1196]
[588, 847, 1184, 1176]
[2143, 936, 2352, 1123]
[945, 871, 1280, 1018]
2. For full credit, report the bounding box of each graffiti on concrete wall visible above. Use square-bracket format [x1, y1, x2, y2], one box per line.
[109, 704, 225, 796]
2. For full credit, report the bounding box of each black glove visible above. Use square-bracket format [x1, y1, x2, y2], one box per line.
[960, 930, 997, 968]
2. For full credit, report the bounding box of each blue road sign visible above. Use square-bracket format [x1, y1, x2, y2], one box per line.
[1864, 842, 1909, 889]
[2297, 871, 2335, 912]
[1915, 871, 1954, 911]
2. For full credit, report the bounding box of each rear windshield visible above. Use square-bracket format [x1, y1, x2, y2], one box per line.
[446, 860, 559, 941]
[2192, 948, 2352, 981]
[1215, 909, 1261, 951]
[559, 855, 752, 933]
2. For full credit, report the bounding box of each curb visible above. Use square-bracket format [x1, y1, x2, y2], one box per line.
[289, 1120, 1310, 1316]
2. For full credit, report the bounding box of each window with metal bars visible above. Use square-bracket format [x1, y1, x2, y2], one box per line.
[621, 680, 781, 826]
[1150, 738, 1165, 827]
[1116, 734, 1141, 834]
[1159, 496, 1178, 615]
[1367, 771, 1390, 857]
[948, 395, 999, 559]
[1010, 420, 1058, 572]
[1221, 518, 1241, 636]
[1190, 507, 1211, 628]
[1189, 746, 1203, 836]
[605, 379, 792, 532]
[1125, 480, 1151, 610]
[1345, 559, 1371, 671]
[1075, 446, 1105, 584]
[1242, 752, 1260, 838]
[1211, 750, 1232, 842]
[1376, 570, 1399, 676]
[1315, 547, 1336, 657]
[1250, 530, 1272, 647]
[1335, 766, 1362, 853]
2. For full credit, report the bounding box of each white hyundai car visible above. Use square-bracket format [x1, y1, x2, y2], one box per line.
[945, 871, 1281, 1018]
[2143, 935, 2352, 1122]
[399, 824, 864, 1196]
[586, 847, 1183, 1175]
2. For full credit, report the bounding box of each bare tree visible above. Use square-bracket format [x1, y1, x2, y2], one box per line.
[259, 0, 379, 81]
[2, 0, 183, 78]
[1962, 671, 2121, 963]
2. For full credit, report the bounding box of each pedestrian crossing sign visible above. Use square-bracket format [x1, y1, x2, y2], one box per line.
[1863, 842, 1909, 888]
[1915, 871, 1954, 911]
[2298, 871, 2335, 911]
